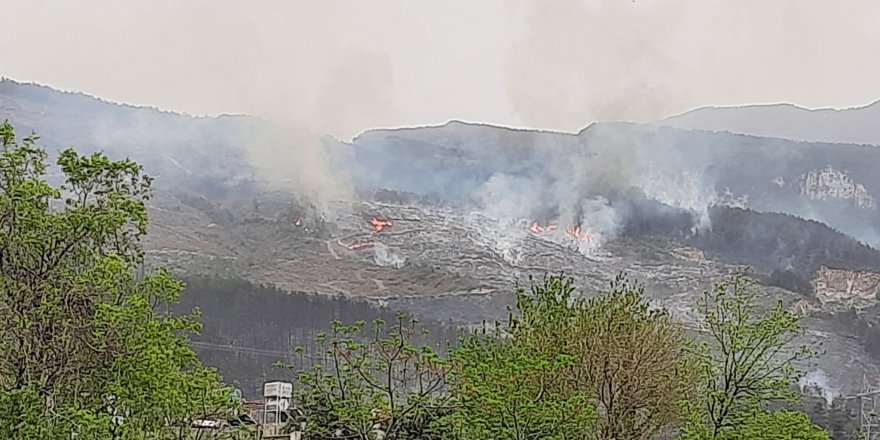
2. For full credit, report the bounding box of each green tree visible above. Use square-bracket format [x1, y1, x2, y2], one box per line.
[0, 122, 236, 439]
[516, 275, 694, 439]
[451, 275, 693, 440]
[679, 409, 829, 440]
[449, 328, 595, 440]
[576, 275, 694, 439]
[284, 313, 452, 440]
[690, 274, 817, 438]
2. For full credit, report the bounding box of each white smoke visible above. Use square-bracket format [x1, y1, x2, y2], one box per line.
[799, 370, 838, 406]
[637, 169, 715, 233]
[476, 173, 548, 221]
[576, 196, 623, 244]
[373, 242, 406, 268]
[480, 218, 529, 266]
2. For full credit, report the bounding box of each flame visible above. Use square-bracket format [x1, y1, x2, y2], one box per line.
[370, 217, 393, 233]
[295, 218, 302, 226]
[348, 241, 377, 250]
[337, 239, 377, 250]
[530, 219, 597, 245]
[529, 221, 558, 233]
[566, 225, 594, 243]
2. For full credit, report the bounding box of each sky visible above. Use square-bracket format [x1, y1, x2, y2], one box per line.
[2, 0, 880, 139]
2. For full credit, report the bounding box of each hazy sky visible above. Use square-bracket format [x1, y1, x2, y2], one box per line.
[3, 0, 880, 138]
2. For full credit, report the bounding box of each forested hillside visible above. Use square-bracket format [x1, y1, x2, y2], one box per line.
[175, 276, 460, 397]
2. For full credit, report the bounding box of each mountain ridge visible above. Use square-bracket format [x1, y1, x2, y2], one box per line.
[663, 100, 880, 146]
[3, 77, 880, 395]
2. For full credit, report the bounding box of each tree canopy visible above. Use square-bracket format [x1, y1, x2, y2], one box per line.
[0, 122, 237, 439]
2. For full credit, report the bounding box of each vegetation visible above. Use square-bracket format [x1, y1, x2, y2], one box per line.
[0, 122, 238, 439]
[616, 191, 880, 283]
[175, 275, 459, 396]
[0, 122, 840, 438]
[684, 275, 822, 439]
[691, 206, 880, 278]
[832, 305, 880, 361]
[277, 314, 453, 440]
[513, 275, 694, 439]
[288, 274, 830, 440]
[449, 319, 595, 439]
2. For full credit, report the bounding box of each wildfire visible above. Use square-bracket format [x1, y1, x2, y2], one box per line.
[528, 219, 598, 247]
[566, 225, 594, 243]
[529, 221, 558, 233]
[337, 239, 378, 250]
[294, 218, 302, 226]
[370, 217, 393, 233]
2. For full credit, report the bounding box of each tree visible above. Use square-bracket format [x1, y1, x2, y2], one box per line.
[283, 313, 452, 440]
[572, 275, 695, 439]
[449, 327, 595, 440]
[0, 122, 236, 439]
[679, 409, 829, 440]
[456, 274, 693, 440]
[691, 274, 817, 438]
[518, 275, 695, 439]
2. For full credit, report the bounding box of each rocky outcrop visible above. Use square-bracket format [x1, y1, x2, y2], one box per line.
[790, 299, 822, 316]
[812, 266, 880, 310]
[801, 167, 876, 210]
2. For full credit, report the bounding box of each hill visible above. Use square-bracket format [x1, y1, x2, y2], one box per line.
[3, 80, 880, 395]
[662, 101, 880, 146]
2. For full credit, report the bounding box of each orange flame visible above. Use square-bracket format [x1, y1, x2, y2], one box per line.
[566, 225, 594, 243]
[370, 217, 393, 233]
[529, 221, 558, 233]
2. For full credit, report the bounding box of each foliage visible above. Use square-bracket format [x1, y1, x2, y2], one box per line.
[449, 328, 595, 440]
[0, 122, 236, 439]
[582, 276, 694, 438]
[445, 274, 693, 440]
[690, 274, 817, 438]
[277, 273, 834, 439]
[522, 275, 695, 439]
[175, 275, 460, 396]
[690, 206, 880, 277]
[679, 409, 830, 440]
[281, 313, 452, 440]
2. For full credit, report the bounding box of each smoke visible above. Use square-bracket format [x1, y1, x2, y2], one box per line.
[502, 0, 685, 129]
[476, 173, 551, 221]
[373, 243, 406, 268]
[462, 122, 713, 253]
[235, 47, 398, 217]
[799, 369, 838, 406]
[239, 122, 355, 220]
[577, 196, 624, 243]
[637, 169, 715, 233]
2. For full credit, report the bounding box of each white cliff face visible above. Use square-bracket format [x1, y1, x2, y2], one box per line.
[801, 167, 876, 210]
[812, 266, 880, 310]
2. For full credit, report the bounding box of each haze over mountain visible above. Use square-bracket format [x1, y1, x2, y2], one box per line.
[4, 78, 880, 397]
[5, 3, 880, 437]
[663, 100, 880, 146]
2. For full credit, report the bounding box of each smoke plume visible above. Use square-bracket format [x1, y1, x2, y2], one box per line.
[799, 370, 838, 406]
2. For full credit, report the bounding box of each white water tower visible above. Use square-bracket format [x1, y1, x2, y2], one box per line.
[262, 381, 293, 436]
